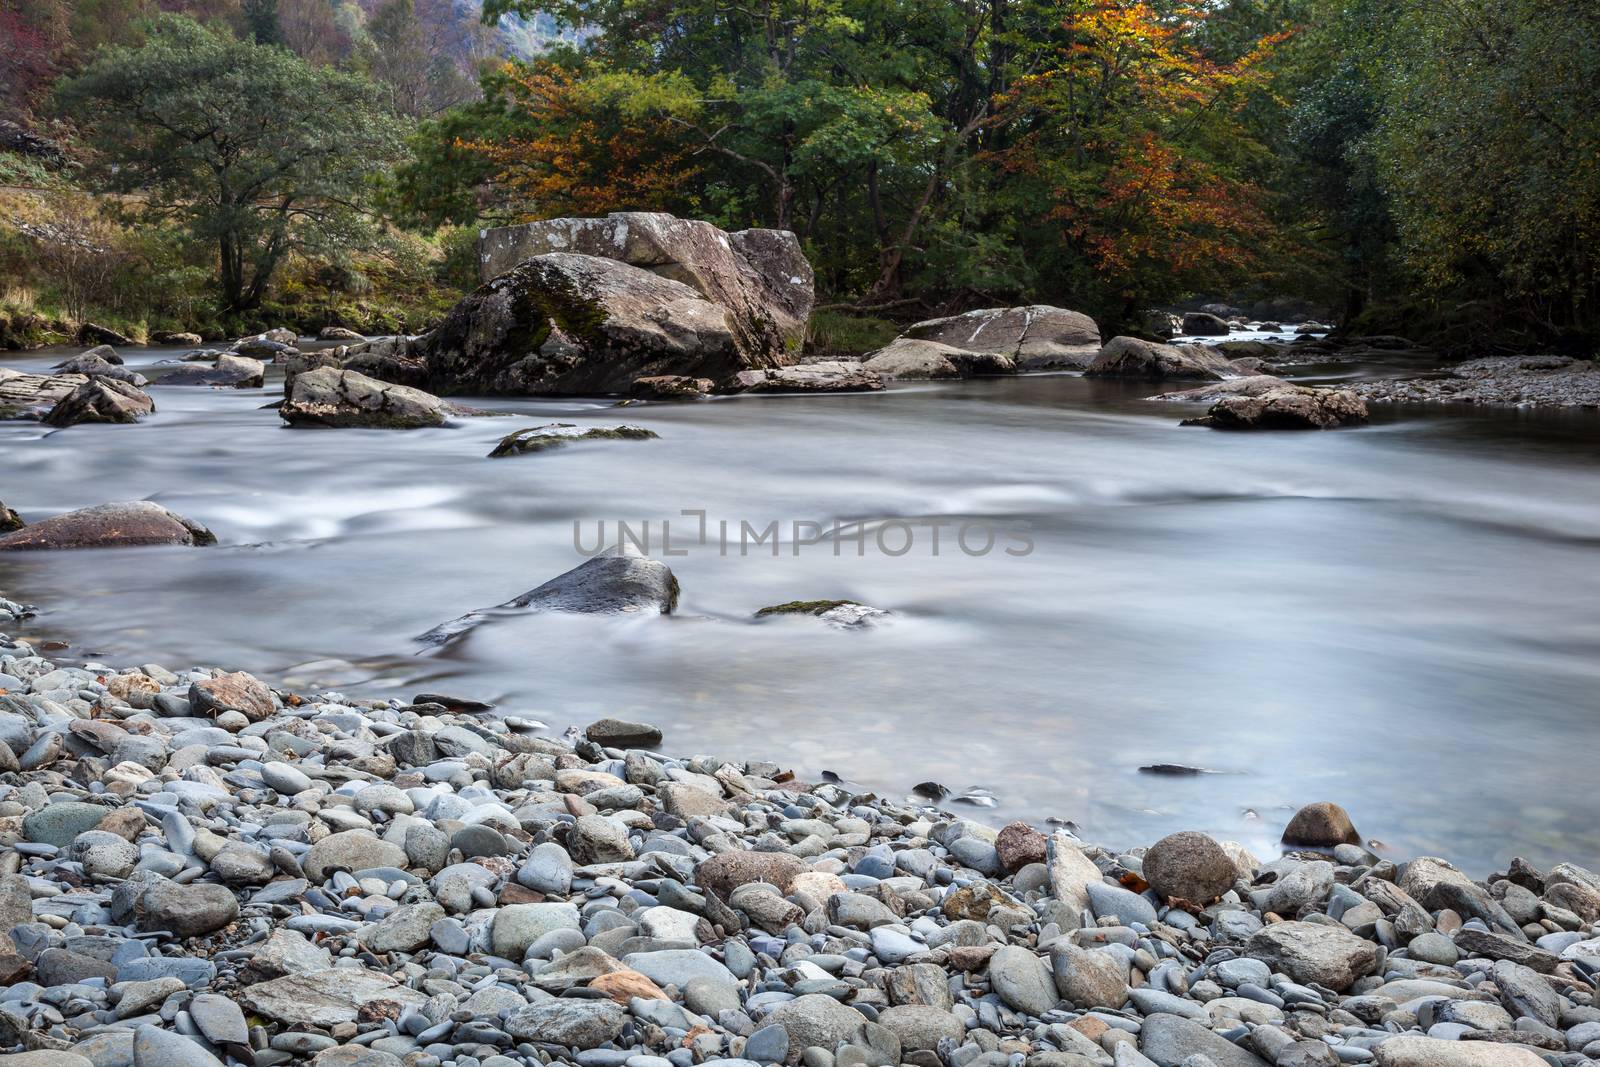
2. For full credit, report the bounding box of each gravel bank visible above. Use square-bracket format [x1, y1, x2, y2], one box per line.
[0, 621, 1596, 1067]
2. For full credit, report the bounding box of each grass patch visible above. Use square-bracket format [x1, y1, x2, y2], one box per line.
[806, 311, 900, 357]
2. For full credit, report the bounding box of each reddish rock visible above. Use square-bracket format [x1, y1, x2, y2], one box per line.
[190, 671, 275, 722]
[0, 501, 214, 551]
[994, 822, 1048, 872]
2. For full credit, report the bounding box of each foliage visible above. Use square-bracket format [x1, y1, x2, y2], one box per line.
[55, 14, 406, 312]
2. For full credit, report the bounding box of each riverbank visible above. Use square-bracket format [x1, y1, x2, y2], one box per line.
[0, 625, 1596, 1067]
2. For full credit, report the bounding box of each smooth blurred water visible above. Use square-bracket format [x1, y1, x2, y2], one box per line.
[3, 343, 1599, 874]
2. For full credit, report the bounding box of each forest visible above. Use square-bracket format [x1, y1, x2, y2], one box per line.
[2, 0, 1597, 353]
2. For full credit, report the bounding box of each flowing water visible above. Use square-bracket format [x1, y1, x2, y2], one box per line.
[4, 340, 1600, 874]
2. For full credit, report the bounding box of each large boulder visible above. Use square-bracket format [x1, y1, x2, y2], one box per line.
[280, 367, 450, 429]
[425, 254, 753, 396]
[477, 211, 812, 352]
[899, 305, 1102, 371]
[1142, 831, 1238, 904]
[44, 378, 156, 426]
[418, 551, 679, 644]
[1085, 336, 1247, 381]
[0, 501, 215, 551]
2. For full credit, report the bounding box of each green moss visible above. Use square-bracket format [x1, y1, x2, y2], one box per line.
[754, 599, 860, 618]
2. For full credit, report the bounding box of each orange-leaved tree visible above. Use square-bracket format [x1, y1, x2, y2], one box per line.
[454, 63, 701, 222]
[991, 0, 1286, 316]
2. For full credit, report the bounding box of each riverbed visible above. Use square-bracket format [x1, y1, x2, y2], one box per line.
[3, 342, 1599, 874]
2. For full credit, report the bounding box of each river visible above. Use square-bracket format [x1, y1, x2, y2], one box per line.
[3, 337, 1599, 875]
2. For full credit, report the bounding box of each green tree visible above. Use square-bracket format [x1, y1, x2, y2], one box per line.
[1374, 0, 1600, 347]
[56, 14, 405, 313]
[242, 0, 282, 43]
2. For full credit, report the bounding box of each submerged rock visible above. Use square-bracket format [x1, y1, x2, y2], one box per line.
[419, 551, 679, 643]
[1085, 336, 1247, 381]
[280, 367, 450, 429]
[44, 378, 155, 426]
[755, 599, 890, 627]
[0, 501, 215, 551]
[488, 422, 659, 458]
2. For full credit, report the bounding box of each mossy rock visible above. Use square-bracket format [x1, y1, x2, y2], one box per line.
[488, 423, 659, 458]
[755, 599, 862, 618]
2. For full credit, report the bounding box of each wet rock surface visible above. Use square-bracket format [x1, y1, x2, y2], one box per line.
[280, 367, 453, 429]
[864, 306, 1103, 377]
[0, 615, 1593, 1067]
[1353, 355, 1600, 409]
[0, 501, 215, 551]
[489, 423, 660, 458]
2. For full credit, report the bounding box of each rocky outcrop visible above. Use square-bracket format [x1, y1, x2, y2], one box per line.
[156, 354, 265, 389]
[424, 254, 753, 396]
[0, 501, 215, 551]
[477, 211, 812, 353]
[419, 551, 679, 644]
[898, 306, 1102, 372]
[1085, 336, 1250, 381]
[280, 367, 450, 429]
[1, 368, 90, 419]
[44, 378, 156, 427]
[488, 423, 659, 458]
[725, 361, 883, 393]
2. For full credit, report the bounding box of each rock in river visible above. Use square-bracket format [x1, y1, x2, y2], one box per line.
[44, 377, 155, 426]
[0, 501, 215, 551]
[429, 210, 812, 397]
[155, 353, 265, 388]
[1085, 336, 1248, 381]
[280, 366, 450, 429]
[419, 550, 679, 644]
[1165, 376, 1368, 430]
[874, 305, 1103, 374]
[476, 210, 813, 352]
[726, 360, 883, 393]
[488, 422, 659, 457]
